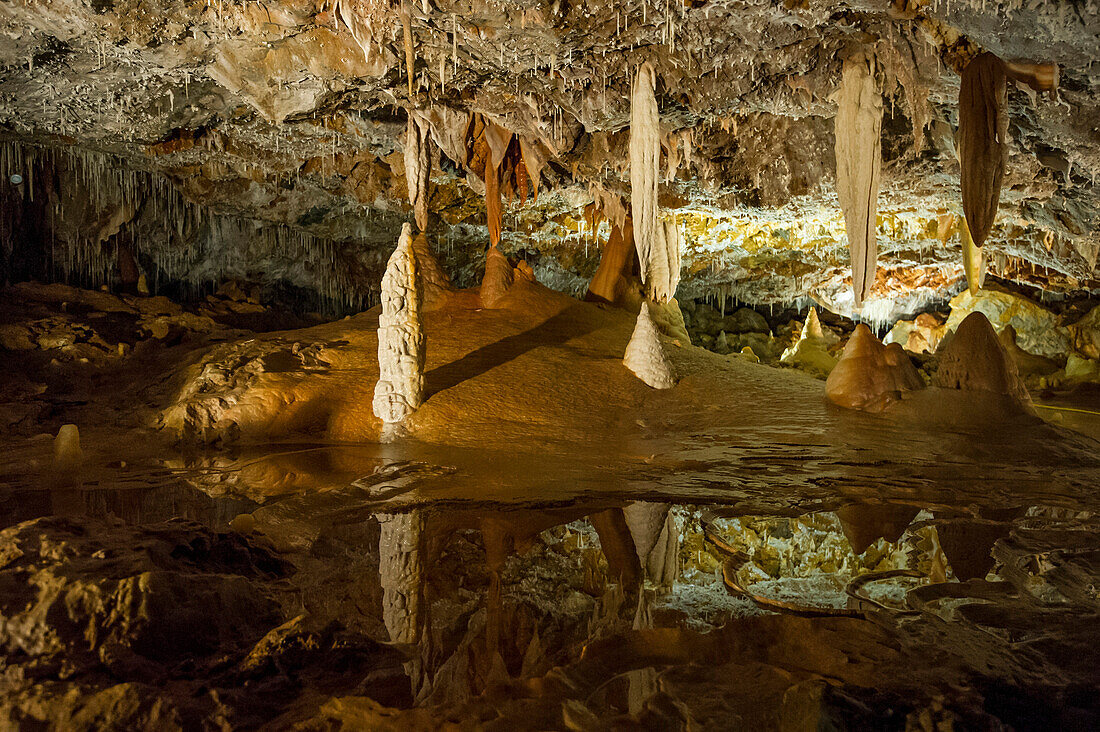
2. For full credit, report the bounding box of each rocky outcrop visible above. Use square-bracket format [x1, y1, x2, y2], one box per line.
[623, 303, 675, 390]
[826, 325, 924, 412]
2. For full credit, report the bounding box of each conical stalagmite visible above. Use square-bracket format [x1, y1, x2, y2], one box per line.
[959, 52, 1008, 249]
[404, 114, 432, 231]
[780, 307, 838, 376]
[832, 52, 882, 308]
[480, 245, 513, 308]
[624, 302, 675, 389]
[629, 61, 680, 304]
[586, 217, 638, 307]
[826, 324, 924, 412]
[933, 311, 1031, 409]
[373, 223, 425, 428]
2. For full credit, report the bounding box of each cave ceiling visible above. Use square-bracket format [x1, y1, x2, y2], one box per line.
[1, 0, 1098, 314]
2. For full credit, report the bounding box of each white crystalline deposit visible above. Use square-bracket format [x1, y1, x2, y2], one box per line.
[624, 302, 675, 389]
[373, 223, 425, 427]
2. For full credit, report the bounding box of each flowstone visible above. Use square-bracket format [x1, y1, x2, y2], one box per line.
[623, 302, 675, 390]
[373, 223, 425, 429]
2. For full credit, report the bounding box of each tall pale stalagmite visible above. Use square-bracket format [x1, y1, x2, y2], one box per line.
[373, 223, 425, 427]
[630, 61, 680, 303]
[959, 52, 1008, 249]
[832, 52, 882, 308]
[405, 114, 431, 231]
[624, 302, 675, 389]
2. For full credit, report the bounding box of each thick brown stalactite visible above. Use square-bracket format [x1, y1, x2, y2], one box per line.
[958, 52, 1008, 250]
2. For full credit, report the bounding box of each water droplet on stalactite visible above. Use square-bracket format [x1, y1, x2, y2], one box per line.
[9, 174, 22, 185]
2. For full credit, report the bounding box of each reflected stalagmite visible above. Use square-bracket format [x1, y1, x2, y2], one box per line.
[832, 51, 882, 308]
[836, 503, 920, 555]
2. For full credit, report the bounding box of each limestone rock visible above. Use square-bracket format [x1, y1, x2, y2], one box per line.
[1070, 304, 1100, 360]
[373, 224, 425, 426]
[832, 52, 882, 308]
[479, 246, 514, 308]
[997, 325, 1059, 378]
[826, 324, 924, 412]
[945, 287, 1070, 359]
[933, 312, 1031, 407]
[624, 303, 675, 389]
[1065, 354, 1100, 383]
[884, 313, 944, 354]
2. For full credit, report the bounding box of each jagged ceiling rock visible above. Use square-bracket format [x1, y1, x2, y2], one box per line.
[0, 0, 1097, 313]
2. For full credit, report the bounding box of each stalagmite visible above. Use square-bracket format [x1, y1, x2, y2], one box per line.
[479, 244, 513, 308]
[780, 308, 838, 377]
[585, 217, 638, 307]
[933, 312, 1031, 409]
[958, 53, 1008, 249]
[404, 114, 431, 231]
[826, 324, 924, 412]
[832, 52, 882, 308]
[411, 232, 452, 308]
[373, 224, 425, 431]
[630, 61, 680, 303]
[623, 302, 675, 389]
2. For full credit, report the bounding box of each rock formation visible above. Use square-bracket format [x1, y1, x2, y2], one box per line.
[958, 53, 1008, 249]
[933, 312, 1031, 408]
[404, 114, 432, 231]
[826, 324, 924, 412]
[832, 52, 882, 308]
[373, 223, 425, 429]
[624, 302, 675, 389]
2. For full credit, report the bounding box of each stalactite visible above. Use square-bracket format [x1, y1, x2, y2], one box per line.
[399, 1, 415, 98]
[373, 223, 425, 432]
[961, 216, 986, 295]
[404, 113, 431, 231]
[832, 51, 882, 309]
[958, 52, 1008, 249]
[630, 60, 680, 303]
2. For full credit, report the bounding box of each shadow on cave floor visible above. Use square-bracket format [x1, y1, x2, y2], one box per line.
[423, 306, 604, 398]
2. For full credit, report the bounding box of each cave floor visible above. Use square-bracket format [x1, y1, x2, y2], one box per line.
[2, 282, 1100, 729]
